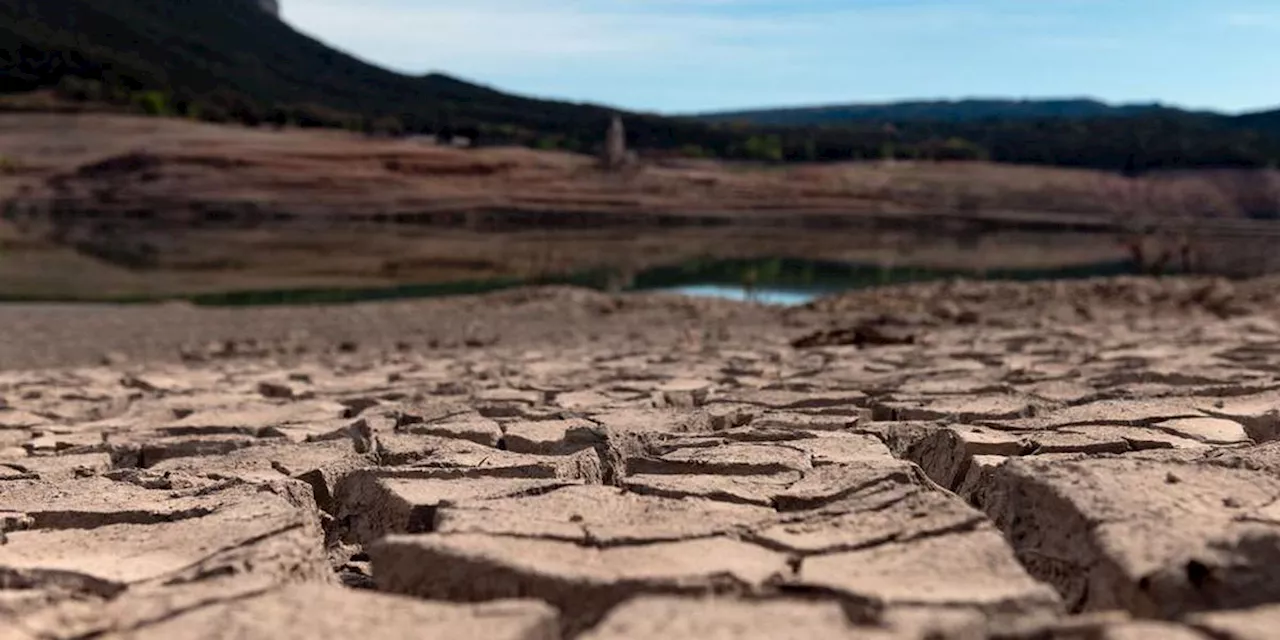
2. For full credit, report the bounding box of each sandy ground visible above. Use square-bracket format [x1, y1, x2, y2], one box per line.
[6, 277, 1280, 638]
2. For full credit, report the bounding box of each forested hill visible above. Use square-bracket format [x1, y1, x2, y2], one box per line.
[2, 0, 1280, 171]
[0, 0, 639, 140]
[691, 99, 1206, 126]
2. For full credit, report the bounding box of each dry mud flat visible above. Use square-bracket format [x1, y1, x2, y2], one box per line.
[7, 278, 1280, 638]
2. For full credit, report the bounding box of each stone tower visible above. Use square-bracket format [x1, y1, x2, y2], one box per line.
[602, 115, 627, 170]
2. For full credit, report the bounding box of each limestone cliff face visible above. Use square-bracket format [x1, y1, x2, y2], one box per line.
[257, 0, 280, 16]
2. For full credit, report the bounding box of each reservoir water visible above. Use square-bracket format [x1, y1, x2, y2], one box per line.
[37, 257, 1140, 307]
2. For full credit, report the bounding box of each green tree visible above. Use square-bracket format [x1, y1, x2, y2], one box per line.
[131, 90, 170, 116]
[264, 105, 292, 129]
[169, 91, 200, 119]
[744, 135, 783, 162]
[802, 137, 818, 161]
[938, 137, 988, 161]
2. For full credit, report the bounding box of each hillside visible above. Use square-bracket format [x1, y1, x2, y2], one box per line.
[693, 98, 1280, 133]
[1234, 108, 1280, 133]
[2, 0, 1280, 170]
[11, 112, 1245, 226]
[691, 98, 1191, 126]
[0, 0, 726, 150]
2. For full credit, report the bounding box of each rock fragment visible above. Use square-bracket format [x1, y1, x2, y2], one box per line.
[376, 434, 604, 483]
[503, 418, 598, 455]
[0, 478, 330, 593]
[1188, 603, 1280, 640]
[61, 583, 559, 640]
[791, 528, 1061, 616]
[753, 488, 986, 555]
[628, 443, 811, 476]
[580, 596, 889, 640]
[975, 457, 1280, 617]
[371, 533, 788, 635]
[334, 472, 577, 544]
[436, 484, 777, 544]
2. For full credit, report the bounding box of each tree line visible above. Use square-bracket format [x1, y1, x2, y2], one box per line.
[38, 75, 1280, 173]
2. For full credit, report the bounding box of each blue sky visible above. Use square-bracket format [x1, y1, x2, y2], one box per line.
[282, 0, 1280, 115]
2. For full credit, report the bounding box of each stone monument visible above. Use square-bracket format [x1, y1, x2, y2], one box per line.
[602, 115, 627, 171]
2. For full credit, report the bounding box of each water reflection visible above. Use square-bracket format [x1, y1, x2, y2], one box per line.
[38, 256, 1139, 307]
[631, 257, 1141, 307]
[654, 284, 824, 306]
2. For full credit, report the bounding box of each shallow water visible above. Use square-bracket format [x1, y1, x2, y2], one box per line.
[11, 256, 1140, 307]
[631, 257, 1141, 307]
[651, 284, 825, 306]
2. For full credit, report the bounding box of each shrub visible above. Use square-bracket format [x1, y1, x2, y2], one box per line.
[131, 90, 171, 116]
[743, 135, 783, 162]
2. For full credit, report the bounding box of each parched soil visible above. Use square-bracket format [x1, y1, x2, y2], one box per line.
[6, 277, 1280, 638]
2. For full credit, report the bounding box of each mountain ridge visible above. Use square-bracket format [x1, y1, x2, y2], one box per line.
[688, 98, 1269, 126]
[2, 0, 1280, 170]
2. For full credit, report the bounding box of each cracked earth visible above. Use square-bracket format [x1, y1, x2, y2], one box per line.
[6, 278, 1280, 639]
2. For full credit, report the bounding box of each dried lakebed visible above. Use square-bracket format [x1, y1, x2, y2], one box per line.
[5, 279, 1280, 638]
